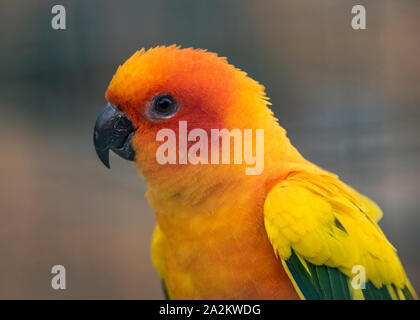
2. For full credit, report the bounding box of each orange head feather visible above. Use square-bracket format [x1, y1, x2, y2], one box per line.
[105, 45, 305, 201]
[106, 45, 271, 129]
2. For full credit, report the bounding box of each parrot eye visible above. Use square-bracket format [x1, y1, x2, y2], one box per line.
[147, 93, 179, 120]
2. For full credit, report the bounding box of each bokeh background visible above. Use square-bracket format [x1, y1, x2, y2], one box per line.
[1, 0, 419, 299]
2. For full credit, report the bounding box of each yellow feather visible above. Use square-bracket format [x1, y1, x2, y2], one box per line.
[264, 172, 414, 293]
[151, 225, 166, 279]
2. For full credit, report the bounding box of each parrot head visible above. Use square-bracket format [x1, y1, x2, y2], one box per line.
[94, 46, 294, 200]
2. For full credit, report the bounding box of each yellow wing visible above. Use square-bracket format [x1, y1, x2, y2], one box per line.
[264, 171, 417, 299]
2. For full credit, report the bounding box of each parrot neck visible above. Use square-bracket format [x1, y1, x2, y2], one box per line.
[145, 120, 321, 210]
[147, 149, 305, 299]
[145, 118, 326, 299]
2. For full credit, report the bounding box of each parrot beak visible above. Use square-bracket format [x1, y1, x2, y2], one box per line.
[93, 103, 136, 168]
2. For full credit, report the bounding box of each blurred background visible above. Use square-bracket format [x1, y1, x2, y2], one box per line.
[1, 0, 419, 299]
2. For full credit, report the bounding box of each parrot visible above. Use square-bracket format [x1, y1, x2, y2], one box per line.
[93, 45, 417, 300]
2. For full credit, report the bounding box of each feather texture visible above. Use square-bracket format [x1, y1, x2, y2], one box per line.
[264, 172, 417, 299]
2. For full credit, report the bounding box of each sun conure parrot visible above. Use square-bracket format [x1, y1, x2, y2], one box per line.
[93, 45, 417, 300]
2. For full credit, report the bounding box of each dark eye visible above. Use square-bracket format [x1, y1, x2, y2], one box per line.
[147, 93, 179, 120]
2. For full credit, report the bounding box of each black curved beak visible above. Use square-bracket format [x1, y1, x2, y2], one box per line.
[93, 103, 136, 168]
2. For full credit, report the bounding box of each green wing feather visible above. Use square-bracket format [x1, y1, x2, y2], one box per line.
[284, 250, 414, 300]
[161, 280, 170, 300]
[265, 172, 418, 300]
